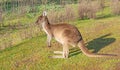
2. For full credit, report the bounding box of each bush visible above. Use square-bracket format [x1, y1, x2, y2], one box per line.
[78, 0, 104, 19]
[48, 5, 76, 23]
[64, 5, 77, 21]
[110, 0, 120, 15]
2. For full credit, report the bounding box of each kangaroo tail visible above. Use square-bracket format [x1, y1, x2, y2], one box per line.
[78, 40, 117, 57]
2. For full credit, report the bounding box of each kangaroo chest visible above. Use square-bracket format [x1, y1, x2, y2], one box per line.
[42, 22, 49, 35]
[42, 22, 53, 37]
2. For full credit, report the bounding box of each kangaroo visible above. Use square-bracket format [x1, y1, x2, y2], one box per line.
[35, 11, 116, 58]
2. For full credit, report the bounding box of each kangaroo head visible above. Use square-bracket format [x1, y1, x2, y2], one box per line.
[35, 11, 48, 25]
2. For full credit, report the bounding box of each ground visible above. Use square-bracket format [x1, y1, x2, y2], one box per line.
[0, 15, 120, 70]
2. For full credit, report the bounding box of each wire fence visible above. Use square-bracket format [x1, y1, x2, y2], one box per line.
[0, 0, 78, 26]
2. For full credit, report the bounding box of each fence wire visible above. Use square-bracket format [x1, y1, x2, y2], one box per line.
[0, 0, 77, 26]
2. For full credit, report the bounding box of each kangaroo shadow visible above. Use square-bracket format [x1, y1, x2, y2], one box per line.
[69, 33, 116, 57]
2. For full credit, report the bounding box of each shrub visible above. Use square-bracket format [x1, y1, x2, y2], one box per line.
[48, 5, 76, 23]
[78, 0, 104, 19]
[110, 0, 120, 15]
[64, 5, 77, 22]
[78, 1, 87, 19]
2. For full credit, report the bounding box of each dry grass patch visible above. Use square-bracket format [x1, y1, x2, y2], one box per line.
[115, 62, 120, 70]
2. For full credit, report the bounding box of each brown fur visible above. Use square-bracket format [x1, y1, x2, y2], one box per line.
[35, 13, 117, 58]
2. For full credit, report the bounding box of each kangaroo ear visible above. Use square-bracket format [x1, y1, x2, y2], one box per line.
[43, 11, 47, 16]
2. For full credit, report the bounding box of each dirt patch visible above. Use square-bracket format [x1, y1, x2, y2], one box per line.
[115, 62, 120, 70]
[14, 54, 41, 68]
[112, 41, 120, 57]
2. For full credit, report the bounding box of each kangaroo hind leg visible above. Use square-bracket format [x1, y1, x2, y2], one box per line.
[49, 44, 69, 58]
[63, 44, 69, 58]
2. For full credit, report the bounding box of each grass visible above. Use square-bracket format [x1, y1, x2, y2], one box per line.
[0, 4, 67, 52]
[0, 15, 120, 70]
[0, 1, 120, 70]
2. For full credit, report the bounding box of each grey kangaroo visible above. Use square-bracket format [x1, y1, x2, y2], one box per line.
[35, 11, 116, 58]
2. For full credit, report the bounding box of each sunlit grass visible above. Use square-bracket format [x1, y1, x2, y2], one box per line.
[0, 15, 120, 70]
[0, 1, 120, 70]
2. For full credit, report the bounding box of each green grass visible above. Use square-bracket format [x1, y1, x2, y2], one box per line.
[0, 15, 120, 70]
[0, 1, 120, 70]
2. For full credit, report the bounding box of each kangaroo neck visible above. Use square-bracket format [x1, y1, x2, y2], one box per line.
[42, 21, 51, 35]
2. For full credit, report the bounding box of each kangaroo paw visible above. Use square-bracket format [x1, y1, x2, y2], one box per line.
[53, 51, 63, 54]
[48, 55, 65, 58]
